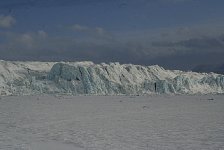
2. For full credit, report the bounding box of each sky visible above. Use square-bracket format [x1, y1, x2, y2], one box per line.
[0, 0, 224, 70]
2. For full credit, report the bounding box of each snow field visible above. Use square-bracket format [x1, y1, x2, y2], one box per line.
[0, 95, 224, 150]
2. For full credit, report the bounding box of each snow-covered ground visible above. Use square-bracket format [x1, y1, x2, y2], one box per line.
[0, 95, 224, 150]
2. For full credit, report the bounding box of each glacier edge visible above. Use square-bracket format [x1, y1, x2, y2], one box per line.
[0, 60, 224, 96]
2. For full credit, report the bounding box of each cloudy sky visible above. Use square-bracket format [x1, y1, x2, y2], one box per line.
[0, 0, 224, 70]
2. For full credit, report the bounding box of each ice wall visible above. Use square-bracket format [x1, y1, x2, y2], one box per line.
[0, 60, 224, 96]
[47, 62, 224, 95]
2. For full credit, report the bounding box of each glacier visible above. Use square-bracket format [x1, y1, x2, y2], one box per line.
[0, 60, 224, 96]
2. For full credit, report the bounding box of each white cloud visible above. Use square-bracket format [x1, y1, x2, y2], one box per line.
[71, 24, 114, 40]
[0, 15, 16, 28]
[0, 30, 49, 51]
[20, 34, 34, 48]
[37, 30, 48, 38]
[71, 24, 89, 32]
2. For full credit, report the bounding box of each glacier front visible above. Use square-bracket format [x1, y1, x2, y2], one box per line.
[0, 60, 224, 96]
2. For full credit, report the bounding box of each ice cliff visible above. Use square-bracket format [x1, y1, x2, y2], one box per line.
[0, 60, 224, 96]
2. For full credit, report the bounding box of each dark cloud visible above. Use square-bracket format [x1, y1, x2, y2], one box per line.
[151, 35, 224, 54]
[192, 63, 224, 74]
[0, 29, 143, 64]
[1, 22, 224, 71]
[177, 38, 224, 50]
[0, 0, 91, 9]
[0, 0, 127, 9]
[149, 51, 224, 70]
[0, 0, 191, 10]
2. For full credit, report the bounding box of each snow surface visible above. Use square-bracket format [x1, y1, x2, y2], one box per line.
[0, 60, 224, 96]
[0, 95, 224, 150]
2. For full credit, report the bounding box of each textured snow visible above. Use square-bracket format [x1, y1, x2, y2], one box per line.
[0, 95, 224, 150]
[0, 60, 224, 96]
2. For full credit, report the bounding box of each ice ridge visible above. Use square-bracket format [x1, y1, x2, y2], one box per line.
[0, 61, 224, 96]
